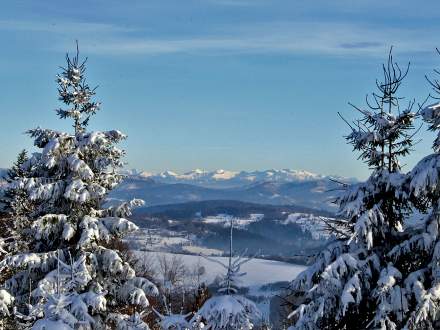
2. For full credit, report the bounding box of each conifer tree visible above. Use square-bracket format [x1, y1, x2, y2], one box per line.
[386, 49, 440, 329]
[193, 217, 261, 330]
[152, 298, 193, 330]
[285, 49, 418, 329]
[0, 45, 158, 329]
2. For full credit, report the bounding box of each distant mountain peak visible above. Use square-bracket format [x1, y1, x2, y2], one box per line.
[161, 170, 179, 177]
[212, 169, 238, 180]
[190, 168, 206, 174]
[138, 171, 153, 178]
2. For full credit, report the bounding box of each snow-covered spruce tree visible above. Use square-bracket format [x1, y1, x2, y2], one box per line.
[385, 50, 440, 329]
[0, 46, 158, 329]
[152, 297, 194, 330]
[285, 49, 418, 329]
[193, 217, 261, 330]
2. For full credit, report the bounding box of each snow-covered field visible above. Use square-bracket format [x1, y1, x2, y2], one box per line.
[134, 251, 305, 287]
[133, 251, 306, 319]
[280, 212, 333, 240]
[202, 213, 264, 228]
[126, 228, 195, 252]
[181, 245, 223, 256]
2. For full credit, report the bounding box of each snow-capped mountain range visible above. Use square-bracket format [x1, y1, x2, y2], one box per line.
[110, 169, 355, 212]
[126, 168, 343, 188]
[1, 168, 353, 212]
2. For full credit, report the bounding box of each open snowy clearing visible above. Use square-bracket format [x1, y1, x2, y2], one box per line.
[133, 251, 307, 319]
[133, 250, 306, 287]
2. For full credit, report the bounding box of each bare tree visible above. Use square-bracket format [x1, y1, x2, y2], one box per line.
[131, 252, 158, 281]
[157, 254, 187, 289]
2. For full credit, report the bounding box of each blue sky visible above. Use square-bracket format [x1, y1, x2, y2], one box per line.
[1, 0, 440, 178]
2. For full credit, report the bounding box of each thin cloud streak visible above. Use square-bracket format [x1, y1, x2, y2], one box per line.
[71, 22, 439, 58]
[0, 19, 437, 58]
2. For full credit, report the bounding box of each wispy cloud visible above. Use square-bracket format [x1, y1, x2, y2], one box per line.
[0, 18, 437, 58]
[339, 41, 383, 50]
[72, 22, 437, 58]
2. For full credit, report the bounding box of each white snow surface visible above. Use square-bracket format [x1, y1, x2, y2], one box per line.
[133, 251, 305, 288]
[202, 213, 264, 228]
[281, 213, 333, 240]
